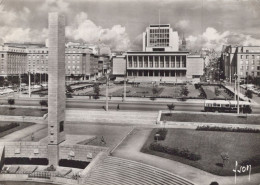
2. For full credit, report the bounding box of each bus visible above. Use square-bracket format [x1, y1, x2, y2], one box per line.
[204, 100, 252, 114]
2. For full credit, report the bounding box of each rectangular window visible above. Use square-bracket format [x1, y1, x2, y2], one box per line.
[246, 55, 249, 59]
[139, 61, 143, 67]
[252, 55, 255, 59]
[182, 56, 186, 67]
[144, 61, 148, 67]
[59, 121, 64, 132]
[241, 55, 243, 59]
[155, 61, 159, 68]
[176, 56, 180, 68]
[160, 61, 164, 68]
[166, 61, 169, 67]
[134, 61, 137, 67]
[149, 61, 153, 67]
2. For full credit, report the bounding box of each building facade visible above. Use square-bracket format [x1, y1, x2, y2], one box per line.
[0, 43, 105, 80]
[116, 24, 204, 82]
[112, 55, 126, 76]
[142, 24, 179, 52]
[0, 45, 27, 76]
[221, 45, 260, 81]
[126, 52, 187, 78]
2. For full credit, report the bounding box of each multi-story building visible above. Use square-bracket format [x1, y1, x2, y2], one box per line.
[142, 24, 179, 52]
[0, 43, 104, 80]
[0, 45, 27, 76]
[221, 45, 260, 81]
[114, 24, 204, 82]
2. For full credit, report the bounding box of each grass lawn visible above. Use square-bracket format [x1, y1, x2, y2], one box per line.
[161, 112, 260, 125]
[0, 107, 47, 117]
[0, 121, 35, 138]
[141, 128, 260, 176]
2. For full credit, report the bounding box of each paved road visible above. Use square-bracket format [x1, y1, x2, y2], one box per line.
[1, 98, 260, 113]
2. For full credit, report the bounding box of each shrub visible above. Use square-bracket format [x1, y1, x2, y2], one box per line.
[7, 98, 15, 109]
[241, 155, 260, 167]
[154, 129, 168, 141]
[196, 125, 260, 133]
[59, 159, 89, 169]
[149, 142, 201, 161]
[5, 157, 48, 165]
[210, 182, 219, 185]
[0, 122, 19, 133]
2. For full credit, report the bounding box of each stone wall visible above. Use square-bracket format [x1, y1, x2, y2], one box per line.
[2, 142, 48, 159]
[0, 142, 108, 163]
[59, 144, 108, 162]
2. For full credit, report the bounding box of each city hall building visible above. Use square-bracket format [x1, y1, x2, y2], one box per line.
[112, 24, 204, 82]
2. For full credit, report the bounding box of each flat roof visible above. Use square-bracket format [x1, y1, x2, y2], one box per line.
[126, 51, 189, 54]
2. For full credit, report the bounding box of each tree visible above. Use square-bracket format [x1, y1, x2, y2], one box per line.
[8, 98, 15, 109]
[39, 100, 48, 110]
[180, 86, 189, 97]
[215, 87, 220, 96]
[245, 90, 253, 99]
[0, 76, 4, 87]
[151, 86, 159, 100]
[220, 152, 229, 167]
[93, 83, 100, 99]
[167, 103, 175, 113]
[66, 85, 73, 98]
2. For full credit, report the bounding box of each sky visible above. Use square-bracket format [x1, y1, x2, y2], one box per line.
[1, 0, 260, 52]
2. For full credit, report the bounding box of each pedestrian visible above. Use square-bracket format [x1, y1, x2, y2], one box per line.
[31, 133, 34, 141]
[117, 104, 120, 111]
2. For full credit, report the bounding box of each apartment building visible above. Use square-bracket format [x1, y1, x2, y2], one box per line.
[221, 45, 260, 81]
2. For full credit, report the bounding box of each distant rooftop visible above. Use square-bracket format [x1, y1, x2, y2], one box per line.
[149, 24, 170, 28]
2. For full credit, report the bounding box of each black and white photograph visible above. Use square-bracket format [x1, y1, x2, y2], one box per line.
[0, 0, 260, 185]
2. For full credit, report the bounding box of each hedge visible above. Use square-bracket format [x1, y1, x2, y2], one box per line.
[149, 142, 201, 161]
[241, 155, 260, 167]
[196, 126, 260, 133]
[0, 122, 19, 133]
[59, 159, 89, 169]
[5, 157, 48, 165]
[154, 129, 167, 141]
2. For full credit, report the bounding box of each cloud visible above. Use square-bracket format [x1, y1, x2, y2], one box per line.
[0, 6, 47, 44]
[66, 12, 130, 51]
[39, 0, 69, 13]
[176, 20, 190, 31]
[186, 27, 260, 51]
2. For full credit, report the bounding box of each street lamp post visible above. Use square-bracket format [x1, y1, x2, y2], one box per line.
[234, 73, 239, 114]
[123, 75, 126, 101]
[28, 72, 31, 98]
[19, 73, 21, 98]
[105, 74, 109, 111]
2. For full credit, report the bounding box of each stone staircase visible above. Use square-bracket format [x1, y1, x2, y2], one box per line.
[84, 156, 194, 185]
[66, 110, 158, 125]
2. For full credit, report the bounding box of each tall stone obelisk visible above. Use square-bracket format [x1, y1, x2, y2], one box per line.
[47, 12, 66, 166]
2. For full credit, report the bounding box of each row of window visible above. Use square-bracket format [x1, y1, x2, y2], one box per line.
[128, 56, 186, 62]
[128, 61, 186, 68]
[240, 55, 260, 59]
[241, 66, 260, 70]
[240, 71, 260, 76]
[150, 29, 169, 34]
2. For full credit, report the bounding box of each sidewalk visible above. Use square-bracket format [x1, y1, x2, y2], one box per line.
[112, 128, 260, 185]
[0, 123, 47, 142]
[225, 85, 258, 105]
